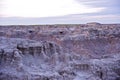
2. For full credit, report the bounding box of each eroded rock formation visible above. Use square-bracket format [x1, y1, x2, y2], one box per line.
[0, 23, 120, 80]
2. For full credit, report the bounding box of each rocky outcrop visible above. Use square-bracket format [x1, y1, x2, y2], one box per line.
[86, 22, 101, 25]
[0, 38, 67, 80]
[0, 38, 119, 80]
[0, 24, 120, 57]
[0, 24, 120, 80]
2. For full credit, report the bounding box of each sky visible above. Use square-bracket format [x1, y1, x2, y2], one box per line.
[0, 0, 120, 25]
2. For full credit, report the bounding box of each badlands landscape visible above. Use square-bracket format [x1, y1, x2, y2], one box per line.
[0, 22, 120, 80]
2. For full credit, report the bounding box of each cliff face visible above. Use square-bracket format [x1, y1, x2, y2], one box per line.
[0, 23, 120, 80]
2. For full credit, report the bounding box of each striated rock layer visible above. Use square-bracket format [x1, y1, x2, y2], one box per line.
[0, 23, 120, 80]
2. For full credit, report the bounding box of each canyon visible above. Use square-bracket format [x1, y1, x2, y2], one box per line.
[0, 23, 120, 80]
